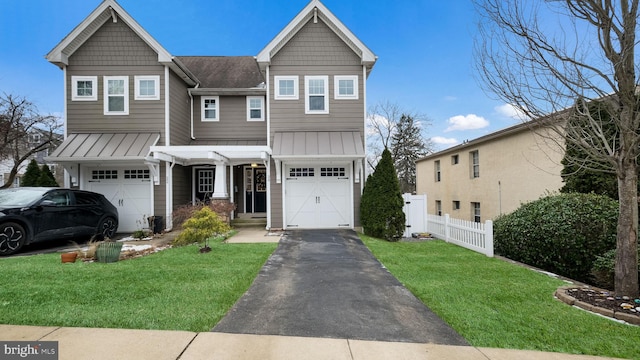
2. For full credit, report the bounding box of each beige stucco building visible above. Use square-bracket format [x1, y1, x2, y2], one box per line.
[416, 122, 565, 222]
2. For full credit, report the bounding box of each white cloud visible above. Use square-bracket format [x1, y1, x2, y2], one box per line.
[444, 114, 489, 132]
[443, 96, 457, 102]
[431, 136, 458, 145]
[495, 103, 528, 121]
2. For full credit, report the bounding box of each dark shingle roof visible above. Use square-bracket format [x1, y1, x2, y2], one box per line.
[176, 56, 264, 89]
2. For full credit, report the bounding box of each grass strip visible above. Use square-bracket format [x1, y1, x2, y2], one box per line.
[0, 241, 276, 332]
[362, 235, 640, 359]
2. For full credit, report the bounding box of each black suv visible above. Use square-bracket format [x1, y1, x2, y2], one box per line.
[0, 187, 118, 255]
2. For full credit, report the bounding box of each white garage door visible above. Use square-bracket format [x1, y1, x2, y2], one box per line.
[85, 168, 152, 233]
[285, 165, 351, 229]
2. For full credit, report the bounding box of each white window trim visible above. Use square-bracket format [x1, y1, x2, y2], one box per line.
[334, 75, 358, 100]
[201, 96, 220, 122]
[103, 76, 129, 115]
[305, 75, 329, 114]
[246, 96, 265, 121]
[71, 76, 97, 101]
[274, 76, 299, 100]
[134, 75, 160, 100]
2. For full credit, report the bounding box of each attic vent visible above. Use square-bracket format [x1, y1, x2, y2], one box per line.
[313, 7, 318, 23]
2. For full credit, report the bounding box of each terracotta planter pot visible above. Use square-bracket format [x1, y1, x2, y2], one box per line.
[61, 252, 78, 263]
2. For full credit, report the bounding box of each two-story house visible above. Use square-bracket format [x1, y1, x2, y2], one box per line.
[46, 0, 376, 232]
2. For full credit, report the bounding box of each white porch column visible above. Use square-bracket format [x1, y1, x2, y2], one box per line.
[212, 161, 228, 199]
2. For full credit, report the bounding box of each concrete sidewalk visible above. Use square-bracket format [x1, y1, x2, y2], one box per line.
[0, 325, 623, 360]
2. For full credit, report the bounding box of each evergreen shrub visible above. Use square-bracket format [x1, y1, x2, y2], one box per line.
[494, 193, 618, 282]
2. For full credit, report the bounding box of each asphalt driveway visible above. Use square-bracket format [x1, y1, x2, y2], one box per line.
[213, 229, 468, 345]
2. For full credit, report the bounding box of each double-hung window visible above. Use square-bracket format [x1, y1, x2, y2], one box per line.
[434, 160, 441, 182]
[72, 76, 97, 101]
[472, 202, 481, 223]
[246, 96, 264, 121]
[274, 76, 299, 100]
[202, 96, 219, 121]
[104, 76, 129, 115]
[134, 76, 160, 100]
[334, 75, 358, 99]
[470, 150, 480, 178]
[305, 75, 329, 114]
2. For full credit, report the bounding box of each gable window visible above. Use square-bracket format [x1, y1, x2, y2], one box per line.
[246, 96, 264, 121]
[470, 150, 479, 178]
[104, 76, 129, 115]
[305, 75, 329, 114]
[334, 75, 358, 99]
[134, 76, 160, 100]
[274, 76, 299, 100]
[72, 76, 97, 101]
[434, 160, 441, 182]
[202, 96, 219, 122]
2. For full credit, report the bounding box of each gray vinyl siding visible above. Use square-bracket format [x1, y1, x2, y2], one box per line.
[269, 19, 365, 143]
[153, 165, 166, 218]
[169, 70, 191, 145]
[66, 20, 167, 143]
[269, 160, 283, 228]
[353, 179, 361, 227]
[172, 165, 191, 208]
[192, 95, 267, 141]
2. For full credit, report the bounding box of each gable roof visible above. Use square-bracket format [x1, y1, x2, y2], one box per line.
[256, 0, 377, 73]
[176, 56, 264, 89]
[46, 0, 197, 86]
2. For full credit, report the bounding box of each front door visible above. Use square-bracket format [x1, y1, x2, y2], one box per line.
[244, 167, 266, 213]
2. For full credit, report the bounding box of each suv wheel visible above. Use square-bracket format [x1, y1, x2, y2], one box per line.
[0, 222, 26, 256]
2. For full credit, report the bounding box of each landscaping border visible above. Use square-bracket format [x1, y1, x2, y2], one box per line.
[554, 285, 640, 326]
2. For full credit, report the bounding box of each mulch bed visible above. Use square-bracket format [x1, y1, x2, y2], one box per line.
[556, 286, 640, 325]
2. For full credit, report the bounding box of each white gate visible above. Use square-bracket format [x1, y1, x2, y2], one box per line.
[402, 193, 427, 238]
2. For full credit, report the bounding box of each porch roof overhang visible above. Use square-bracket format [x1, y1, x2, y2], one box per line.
[272, 131, 365, 161]
[150, 145, 271, 166]
[45, 132, 160, 163]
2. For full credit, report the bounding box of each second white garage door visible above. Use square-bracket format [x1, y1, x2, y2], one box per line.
[285, 165, 351, 229]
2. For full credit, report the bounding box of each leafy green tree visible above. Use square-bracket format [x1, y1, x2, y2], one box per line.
[21, 159, 41, 187]
[37, 164, 58, 187]
[391, 114, 429, 193]
[360, 148, 405, 241]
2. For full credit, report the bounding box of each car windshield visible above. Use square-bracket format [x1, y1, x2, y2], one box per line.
[0, 188, 49, 207]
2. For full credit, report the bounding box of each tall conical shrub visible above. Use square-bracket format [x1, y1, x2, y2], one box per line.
[21, 159, 41, 187]
[360, 148, 405, 241]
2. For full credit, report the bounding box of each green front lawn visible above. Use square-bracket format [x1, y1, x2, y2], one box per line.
[0, 242, 276, 332]
[362, 235, 640, 359]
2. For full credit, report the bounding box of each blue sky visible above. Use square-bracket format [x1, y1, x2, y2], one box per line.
[0, 0, 521, 151]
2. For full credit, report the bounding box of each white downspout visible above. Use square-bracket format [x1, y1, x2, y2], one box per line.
[189, 84, 199, 140]
[265, 65, 272, 229]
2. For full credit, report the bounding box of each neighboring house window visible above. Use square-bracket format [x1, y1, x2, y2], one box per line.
[470, 150, 479, 178]
[104, 76, 129, 115]
[72, 76, 97, 101]
[451, 154, 459, 165]
[334, 75, 358, 99]
[305, 75, 329, 114]
[453, 200, 460, 210]
[246, 96, 264, 121]
[202, 96, 219, 121]
[274, 76, 299, 100]
[434, 160, 441, 182]
[134, 76, 160, 100]
[435, 200, 442, 216]
[472, 202, 481, 223]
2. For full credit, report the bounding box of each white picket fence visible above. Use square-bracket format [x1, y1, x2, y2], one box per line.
[426, 213, 494, 257]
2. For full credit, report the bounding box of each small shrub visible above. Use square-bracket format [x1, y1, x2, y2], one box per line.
[173, 207, 231, 246]
[591, 248, 640, 291]
[494, 193, 618, 283]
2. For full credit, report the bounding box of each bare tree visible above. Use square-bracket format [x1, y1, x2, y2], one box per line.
[0, 93, 61, 189]
[366, 101, 433, 172]
[475, 0, 639, 296]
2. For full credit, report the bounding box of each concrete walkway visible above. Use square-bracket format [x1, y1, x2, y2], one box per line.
[0, 325, 623, 360]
